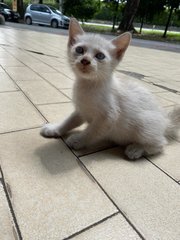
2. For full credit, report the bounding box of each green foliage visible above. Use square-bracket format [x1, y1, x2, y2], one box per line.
[94, 3, 124, 22]
[137, 0, 166, 21]
[63, 0, 99, 21]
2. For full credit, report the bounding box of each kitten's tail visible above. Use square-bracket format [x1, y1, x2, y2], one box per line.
[165, 106, 180, 139]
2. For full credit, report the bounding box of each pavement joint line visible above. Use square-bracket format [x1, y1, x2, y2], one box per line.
[117, 69, 148, 80]
[62, 211, 120, 240]
[76, 145, 118, 159]
[59, 138, 145, 239]
[145, 157, 180, 185]
[0, 43, 60, 58]
[2, 66, 49, 124]
[0, 167, 23, 240]
[0, 90, 20, 94]
[0, 126, 43, 136]
[2, 38, 73, 81]
[36, 100, 72, 106]
[117, 69, 180, 95]
[152, 83, 180, 94]
[0, 39, 79, 83]
[78, 157, 146, 240]
[5, 49, 74, 101]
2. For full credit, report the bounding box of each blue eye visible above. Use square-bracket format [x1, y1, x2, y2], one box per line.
[75, 46, 84, 54]
[95, 52, 105, 60]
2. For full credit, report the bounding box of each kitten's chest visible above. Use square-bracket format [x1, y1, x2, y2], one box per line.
[73, 85, 108, 121]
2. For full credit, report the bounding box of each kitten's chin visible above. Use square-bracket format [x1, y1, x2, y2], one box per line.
[74, 66, 96, 79]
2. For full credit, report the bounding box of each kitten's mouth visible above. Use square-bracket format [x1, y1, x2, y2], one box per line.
[77, 64, 93, 74]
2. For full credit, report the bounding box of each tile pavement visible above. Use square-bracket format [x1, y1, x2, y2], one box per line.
[0, 25, 180, 240]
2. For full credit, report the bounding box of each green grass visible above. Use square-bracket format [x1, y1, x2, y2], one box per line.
[81, 23, 113, 34]
[135, 28, 180, 43]
[81, 23, 180, 43]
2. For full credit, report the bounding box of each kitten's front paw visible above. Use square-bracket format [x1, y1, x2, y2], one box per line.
[40, 123, 61, 138]
[125, 144, 144, 160]
[66, 134, 85, 150]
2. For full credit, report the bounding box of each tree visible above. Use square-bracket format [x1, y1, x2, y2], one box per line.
[137, 0, 166, 33]
[117, 0, 140, 32]
[17, 0, 24, 18]
[103, 0, 120, 30]
[63, 0, 98, 22]
[163, 0, 180, 38]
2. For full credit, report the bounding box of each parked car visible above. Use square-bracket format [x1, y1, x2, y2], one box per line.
[0, 2, 20, 22]
[24, 4, 70, 28]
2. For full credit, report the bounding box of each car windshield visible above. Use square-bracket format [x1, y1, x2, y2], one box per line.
[0, 4, 10, 9]
[49, 6, 62, 16]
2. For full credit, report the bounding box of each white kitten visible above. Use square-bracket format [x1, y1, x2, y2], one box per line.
[40, 18, 180, 160]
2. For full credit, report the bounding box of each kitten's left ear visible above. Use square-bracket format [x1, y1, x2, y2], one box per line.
[111, 32, 131, 60]
[68, 18, 84, 46]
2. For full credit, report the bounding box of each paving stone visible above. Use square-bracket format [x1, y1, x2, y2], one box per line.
[41, 72, 74, 89]
[0, 66, 4, 72]
[73, 214, 141, 240]
[35, 55, 64, 67]
[5, 66, 44, 81]
[0, 92, 45, 133]
[60, 88, 73, 100]
[26, 62, 58, 73]
[0, 57, 24, 67]
[156, 92, 180, 105]
[155, 95, 175, 107]
[0, 72, 19, 92]
[0, 182, 15, 240]
[0, 129, 117, 240]
[148, 140, 180, 181]
[81, 148, 180, 240]
[37, 102, 75, 123]
[16, 80, 70, 105]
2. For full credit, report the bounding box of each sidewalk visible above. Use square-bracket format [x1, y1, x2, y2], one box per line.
[0, 26, 180, 240]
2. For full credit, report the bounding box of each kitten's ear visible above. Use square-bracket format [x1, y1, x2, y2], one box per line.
[111, 32, 131, 60]
[68, 18, 84, 46]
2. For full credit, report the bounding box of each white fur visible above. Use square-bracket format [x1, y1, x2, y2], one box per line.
[40, 19, 180, 159]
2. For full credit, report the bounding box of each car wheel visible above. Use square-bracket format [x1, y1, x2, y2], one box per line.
[25, 17, 32, 25]
[51, 19, 58, 28]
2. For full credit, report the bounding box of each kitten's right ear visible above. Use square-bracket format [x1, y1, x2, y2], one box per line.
[68, 18, 84, 47]
[111, 32, 131, 60]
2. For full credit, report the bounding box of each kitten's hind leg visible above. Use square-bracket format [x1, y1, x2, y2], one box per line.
[40, 111, 84, 138]
[125, 141, 165, 160]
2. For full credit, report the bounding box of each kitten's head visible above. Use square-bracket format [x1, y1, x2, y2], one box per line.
[67, 18, 131, 81]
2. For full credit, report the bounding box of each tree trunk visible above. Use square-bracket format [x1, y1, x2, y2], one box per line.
[39, 0, 43, 4]
[17, 0, 23, 18]
[117, 0, 140, 32]
[59, 0, 62, 12]
[139, 16, 144, 34]
[112, 0, 119, 31]
[162, 5, 173, 38]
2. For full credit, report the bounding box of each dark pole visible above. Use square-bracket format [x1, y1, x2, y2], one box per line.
[163, 4, 173, 38]
[112, 0, 119, 31]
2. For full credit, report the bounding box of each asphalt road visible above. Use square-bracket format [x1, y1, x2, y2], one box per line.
[2, 21, 180, 53]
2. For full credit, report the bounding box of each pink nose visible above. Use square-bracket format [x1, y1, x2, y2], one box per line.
[81, 58, 90, 66]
